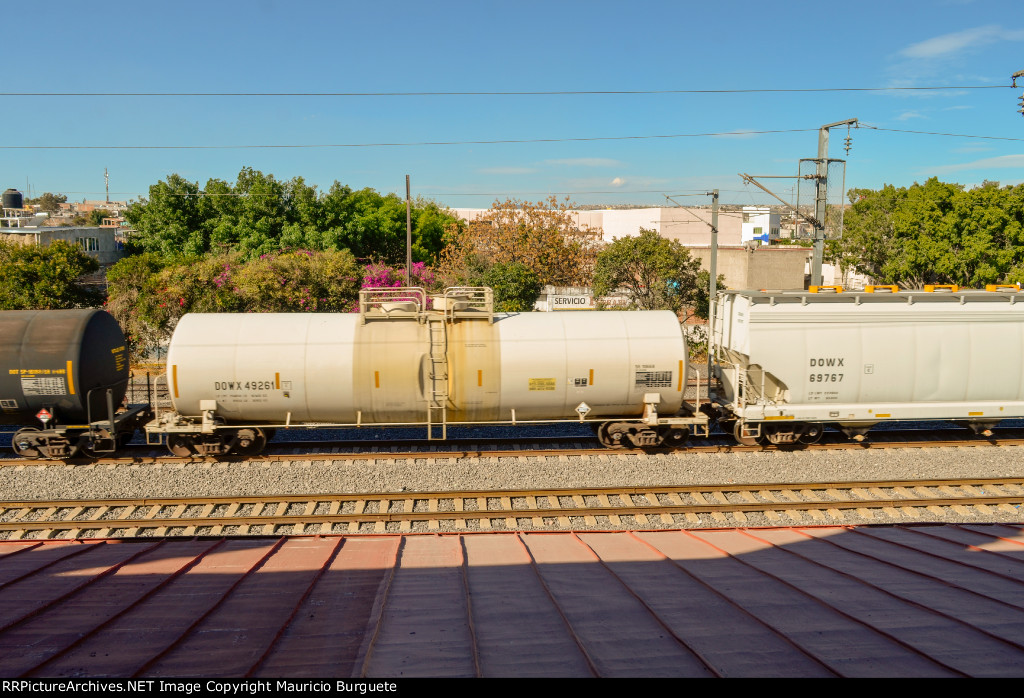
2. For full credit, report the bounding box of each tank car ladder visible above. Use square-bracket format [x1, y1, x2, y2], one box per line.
[426, 316, 449, 440]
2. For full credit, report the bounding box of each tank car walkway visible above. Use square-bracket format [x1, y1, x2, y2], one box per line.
[1, 524, 1023, 677]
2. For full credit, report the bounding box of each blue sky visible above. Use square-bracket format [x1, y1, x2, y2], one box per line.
[4, 0, 1023, 209]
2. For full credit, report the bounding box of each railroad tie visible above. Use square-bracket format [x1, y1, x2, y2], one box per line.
[7, 507, 32, 523]
[501, 496, 515, 529]
[453, 497, 469, 529]
[427, 498, 440, 530]
[755, 490, 783, 522]
[529, 496, 544, 528]
[938, 485, 975, 517]
[597, 494, 620, 526]
[88, 506, 110, 521]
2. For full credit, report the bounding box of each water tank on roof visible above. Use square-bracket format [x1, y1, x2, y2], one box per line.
[2, 189, 23, 209]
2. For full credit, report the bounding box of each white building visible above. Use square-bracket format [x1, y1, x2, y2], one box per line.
[741, 206, 780, 244]
[1, 207, 122, 266]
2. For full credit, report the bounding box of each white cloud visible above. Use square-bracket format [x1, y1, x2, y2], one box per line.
[895, 111, 927, 121]
[610, 177, 626, 187]
[928, 153, 1024, 174]
[900, 25, 1024, 59]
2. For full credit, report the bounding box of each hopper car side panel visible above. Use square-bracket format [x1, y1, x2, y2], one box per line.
[715, 290, 1024, 429]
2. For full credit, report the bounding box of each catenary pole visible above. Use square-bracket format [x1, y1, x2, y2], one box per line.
[707, 189, 718, 394]
[405, 175, 412, 286]
[812, 119, 857, 286]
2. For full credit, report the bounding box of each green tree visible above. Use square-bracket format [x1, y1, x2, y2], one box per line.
[105, 248, 363, 359]
[123, 168, 457, 263]
[88, 209, 112, 226]
[480, 262, 542, 312]
[0, 240, 102, 309]
[124, 173, 204, 256]
[829, 178, 1024, 288]
[592, 229, 710, 319]
[103, 252, 172, 358]
[25, 192, 67, 213]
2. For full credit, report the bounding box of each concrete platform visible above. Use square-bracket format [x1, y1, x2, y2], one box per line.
[1, 524, 1023, 677]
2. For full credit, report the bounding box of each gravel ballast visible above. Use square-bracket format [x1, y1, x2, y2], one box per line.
[2, 445, 1024, 530]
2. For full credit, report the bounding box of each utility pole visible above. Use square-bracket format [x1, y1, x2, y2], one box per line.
[811, 119, 857, 286]
[104, 168, 110, 204]
[663, 191, 719, 386]
[1014, 70, 1024, 117]
[405, 175, 412, 286]
[707, 189, 719, 387]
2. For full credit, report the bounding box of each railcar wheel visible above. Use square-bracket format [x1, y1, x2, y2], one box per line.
[77, 429, 115, 459]
[167, 435, 196, 457]
[798, 423, 823, 445]
[661, 427, 689, 448]
[12, 428, 42, 458]
[229, 428, 267, 457]
[733, 421, 761, 447]
[597, 422, 628, 449]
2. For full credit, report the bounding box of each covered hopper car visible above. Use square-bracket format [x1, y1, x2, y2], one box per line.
[708, 285, 1024, 444]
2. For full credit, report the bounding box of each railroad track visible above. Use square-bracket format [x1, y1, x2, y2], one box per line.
[2, 478, 1022, 540]
[3, 428, 1024, 467]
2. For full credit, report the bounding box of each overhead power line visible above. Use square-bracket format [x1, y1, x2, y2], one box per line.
[0, 85, 1012, 97]
[861, 125, 1024, 141]
[3, 123, 1021, 151]
[0, 128, 817, 149]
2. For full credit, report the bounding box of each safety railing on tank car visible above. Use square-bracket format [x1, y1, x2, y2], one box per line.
[81, 379, 153, 455]
[83, 384, 122, 454]
[439, 287, 493, 323]
[359, 287, 428, 323]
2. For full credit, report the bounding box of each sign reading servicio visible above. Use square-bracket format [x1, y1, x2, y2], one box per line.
[551, 295, 594, 310]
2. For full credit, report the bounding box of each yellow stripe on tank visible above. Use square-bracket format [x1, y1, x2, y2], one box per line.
[67, 360, 75, 395]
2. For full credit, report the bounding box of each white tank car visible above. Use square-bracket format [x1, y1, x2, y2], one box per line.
[151, 288, 707, 455]
[712, 286, 1024, 444]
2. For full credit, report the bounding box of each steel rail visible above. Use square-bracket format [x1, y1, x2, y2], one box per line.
[1, 479, 1021, 539]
